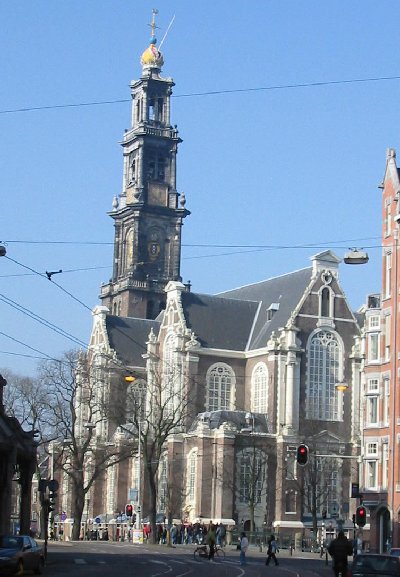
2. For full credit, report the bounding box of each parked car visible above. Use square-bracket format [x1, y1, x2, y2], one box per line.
[351, 553, 400, 576]
[0, 535, 44, 575]
[390, 549, 400, 557]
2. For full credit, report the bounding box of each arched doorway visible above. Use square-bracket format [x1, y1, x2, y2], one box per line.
[376, 507, 390, 553]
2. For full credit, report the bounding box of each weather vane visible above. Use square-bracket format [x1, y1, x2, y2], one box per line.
[149, 8, 159, 41]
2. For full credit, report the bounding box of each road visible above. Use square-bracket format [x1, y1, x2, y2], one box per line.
[42, 540, 339, 577]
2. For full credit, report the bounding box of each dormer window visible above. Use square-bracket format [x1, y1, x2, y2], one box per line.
[266, 303, 279, 321]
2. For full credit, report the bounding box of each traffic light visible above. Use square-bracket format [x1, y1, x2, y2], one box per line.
[125, 504, 133, 517]
[296, 444, 309, 466]
[132, 513, 137, 525]
[356, 505, 367, 527]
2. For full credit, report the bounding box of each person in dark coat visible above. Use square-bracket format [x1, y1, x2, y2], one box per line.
[328, 531, 353, 577]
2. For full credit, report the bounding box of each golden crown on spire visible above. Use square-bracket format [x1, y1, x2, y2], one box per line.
[140, 9, 164, 70]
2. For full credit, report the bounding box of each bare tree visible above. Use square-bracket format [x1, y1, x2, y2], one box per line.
[119, 365, 190, 544]
[38, 350, 137, 541]
[2, 369, 51, 440]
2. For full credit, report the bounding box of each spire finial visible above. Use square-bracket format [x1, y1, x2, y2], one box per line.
[149, 8, 159, 42]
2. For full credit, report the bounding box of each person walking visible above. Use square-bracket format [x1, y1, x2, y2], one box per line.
[328, 530, 353, 577]
[266, 535, 279, 566]
[239, 532, 249, 566]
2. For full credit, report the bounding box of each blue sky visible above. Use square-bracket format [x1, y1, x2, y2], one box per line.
[0, 1, 395, 377]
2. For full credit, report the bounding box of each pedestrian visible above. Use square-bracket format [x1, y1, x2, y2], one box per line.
[266, 534, 279, 566]
[239, 531, 249, 566]
[328, 530, 353, 577]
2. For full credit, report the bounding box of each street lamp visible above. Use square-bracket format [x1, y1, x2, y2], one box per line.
[343, 249, 369, 265]
[124, 374, 141, 530]
[335, 382, 348, 393]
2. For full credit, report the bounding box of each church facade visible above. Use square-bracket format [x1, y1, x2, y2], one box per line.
[79, 17, 363, 542]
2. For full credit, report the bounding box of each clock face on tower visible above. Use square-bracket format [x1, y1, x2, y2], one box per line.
[147, 229, 162, 262]
[148, 240, 161, 261]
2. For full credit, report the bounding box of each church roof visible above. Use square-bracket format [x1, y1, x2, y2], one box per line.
[219, 267, 313, 349]
[180, 291, 260, 350]
[106, 315, 160, 367]
[178, 267, 313, 352]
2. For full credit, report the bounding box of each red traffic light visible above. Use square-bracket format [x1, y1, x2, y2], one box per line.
[356, 505, 367, 527]
[296, 444, 309, 466]
[125, 504, 133, 517]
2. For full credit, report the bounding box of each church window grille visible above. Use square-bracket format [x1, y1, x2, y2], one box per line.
[206, 363, 235, 412]
[163, 333, 182, 417]
[306, 330, 342, 421]
[126, 380, 146, 423]
[186, 450, 197, 503]
[106, 460, 117, 515]
[251, 363, 268, 413]
[238, 449, 267, 504]
[158, 453, 168, 513]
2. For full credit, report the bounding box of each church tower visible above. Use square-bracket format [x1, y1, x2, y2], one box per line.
[100, 11, 190, 319]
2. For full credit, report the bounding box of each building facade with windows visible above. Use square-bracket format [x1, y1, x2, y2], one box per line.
[359, 148, 400, 552]
[74, 19, 363, 541]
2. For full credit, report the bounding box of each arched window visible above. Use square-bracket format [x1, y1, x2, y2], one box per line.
[237, 448, 267, 504]
[126, 380, 146, 423]
[158, 453, 168, 514]
[251, 363, 268, 413]
[321, 287, 330, 317]
[163, 333, 182, 417]
[306, 330, 343, 420]
[206, 363, 235, 411]
[125, 228, 134, 272]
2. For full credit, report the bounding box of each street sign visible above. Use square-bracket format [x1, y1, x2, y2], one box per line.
[60, 512, 67, 522]
[95, 516, 101, 524]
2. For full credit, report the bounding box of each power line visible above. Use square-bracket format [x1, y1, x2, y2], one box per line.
[5, 256, 92, 312]
[1, 75, 400, 115]
[0, 293, 87, 348]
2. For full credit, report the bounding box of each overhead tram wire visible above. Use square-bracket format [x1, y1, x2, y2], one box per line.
[0, 293, 87, 348]
[1, 74, 400, 115]
[5, 256, 92, 312]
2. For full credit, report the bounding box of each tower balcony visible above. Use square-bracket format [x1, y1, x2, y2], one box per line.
[123, 124, 179, 142]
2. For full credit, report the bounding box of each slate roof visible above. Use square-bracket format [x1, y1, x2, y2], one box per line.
[180, 291, 260, 350]
[219, 267, 313, 349]
[106, 315, 160, 367]
[177, 267, 313, 352]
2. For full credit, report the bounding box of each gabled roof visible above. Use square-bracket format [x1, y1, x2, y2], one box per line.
[217, 267, 313, 349]
[180, 291, 260, 350]
[106, 315, 160, 367]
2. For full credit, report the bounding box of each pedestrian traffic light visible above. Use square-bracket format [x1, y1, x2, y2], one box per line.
[125, 504, 133, 517]
[356, 505, 367, 527]
[296, 444, 309, 466]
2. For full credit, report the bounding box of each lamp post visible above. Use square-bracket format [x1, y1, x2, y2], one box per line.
[124, 374, 142, 531]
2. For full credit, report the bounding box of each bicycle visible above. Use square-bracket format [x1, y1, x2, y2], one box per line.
[193, 544, 225, 561]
